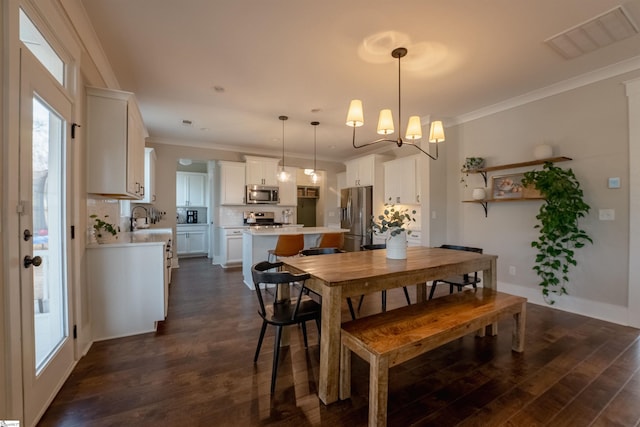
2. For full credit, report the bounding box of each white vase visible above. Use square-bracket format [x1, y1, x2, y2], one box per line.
[472, 188, 486, 200]
[534, 144, 553, 160]
[386, 230, 407, 259]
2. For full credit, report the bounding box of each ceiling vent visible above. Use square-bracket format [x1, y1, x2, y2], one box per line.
[545, 6, 639, 59]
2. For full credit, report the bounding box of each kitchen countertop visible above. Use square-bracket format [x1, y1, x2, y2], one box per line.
[244, 227, 349, 236]
[87, 228, 172, 248]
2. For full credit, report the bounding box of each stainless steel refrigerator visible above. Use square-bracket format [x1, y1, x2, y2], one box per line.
[340, 186, 373, 252]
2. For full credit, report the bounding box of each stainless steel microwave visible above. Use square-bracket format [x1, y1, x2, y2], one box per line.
[246, 185, 279, 204]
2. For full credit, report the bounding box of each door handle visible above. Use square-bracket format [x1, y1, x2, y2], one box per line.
[24, 255, 42, 268]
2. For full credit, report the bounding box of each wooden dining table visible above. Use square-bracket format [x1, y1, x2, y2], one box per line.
[282, 246, 498, 405]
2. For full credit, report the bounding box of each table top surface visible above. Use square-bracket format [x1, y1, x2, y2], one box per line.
[283, 246, 497, 286]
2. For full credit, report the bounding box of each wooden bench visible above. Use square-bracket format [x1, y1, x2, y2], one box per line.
[339, 288, 527, 427]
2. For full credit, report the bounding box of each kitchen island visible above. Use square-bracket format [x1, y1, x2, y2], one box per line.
[242, 227, 349, 288]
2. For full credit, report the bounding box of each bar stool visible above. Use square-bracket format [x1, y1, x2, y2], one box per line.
[267, 234, 304, 262]
[315, 232, 344, 250]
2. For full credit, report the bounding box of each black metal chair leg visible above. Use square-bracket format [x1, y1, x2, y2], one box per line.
[301, 321, 309, 348]
[271, 325, 283, 394]
[315, 317, 321, 338]
[346, 297, 356, 320]
[429, 280, 438, 300]
[402, 286, 411, 305]
[254, 321, 267, 363]
[382, 290, 387, 312]
[357, 295, 365, 311]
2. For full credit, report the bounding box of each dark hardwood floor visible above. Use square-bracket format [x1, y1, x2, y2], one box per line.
[39, 257, 640, 426]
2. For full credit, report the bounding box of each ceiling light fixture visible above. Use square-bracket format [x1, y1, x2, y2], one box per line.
[346, 47, 445, 160]
[178, 158, 192, 166]
[276, 115, 291, 182]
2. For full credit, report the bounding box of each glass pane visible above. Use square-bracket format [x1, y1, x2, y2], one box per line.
[32, 97, 67, 373]
[19, 9, 64, 85]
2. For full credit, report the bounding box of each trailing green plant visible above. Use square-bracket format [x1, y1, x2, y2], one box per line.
[90, 214, 118, 238]
[371, 199, 416, 237]
[460, 157, 484, 187]
[522, 162, 592, 303]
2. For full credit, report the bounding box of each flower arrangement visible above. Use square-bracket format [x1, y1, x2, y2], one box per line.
[371, 199, 416, 237]
[90, 214, 118, 239]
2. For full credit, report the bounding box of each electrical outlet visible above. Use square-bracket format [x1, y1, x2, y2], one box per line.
[509, 266, 516, 276]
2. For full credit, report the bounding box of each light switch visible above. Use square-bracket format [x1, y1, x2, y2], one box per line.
[599, 209, 615, 221]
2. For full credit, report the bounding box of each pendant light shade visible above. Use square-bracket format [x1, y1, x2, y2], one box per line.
[277, 115, 290, 182]
[405, 116, 422, 140]
[310, 121, 320, 184]
[376, 109, 395, 135]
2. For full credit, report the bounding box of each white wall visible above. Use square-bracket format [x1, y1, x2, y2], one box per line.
[444, 70, 640, 323]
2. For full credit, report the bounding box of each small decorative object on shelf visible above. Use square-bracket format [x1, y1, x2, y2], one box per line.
[533, 144, 553, 160]
[90, 214, 118, 243]
[371, 199, 416, 259]
[472, 188, 486, 200]
[460, 157, 485, 187]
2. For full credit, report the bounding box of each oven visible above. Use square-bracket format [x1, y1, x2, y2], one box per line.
[246, 185, 279, 204]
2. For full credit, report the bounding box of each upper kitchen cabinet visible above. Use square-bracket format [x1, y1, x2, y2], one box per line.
[384, 155, 421, 204]
[345, 154, 385, 187]
[176, 171, 206, 207]
[139, 147, 156, 204]
[244, 155, 280, 186]
[278, 166, 298, 206]
[218, 160, 246, 205]
[86, 87, 146, 199]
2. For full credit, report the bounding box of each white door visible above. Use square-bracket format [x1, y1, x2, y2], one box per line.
[20, 48, 75, 426]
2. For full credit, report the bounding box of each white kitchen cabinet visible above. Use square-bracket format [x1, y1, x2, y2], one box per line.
[384, 155, 420, 204]
[221, 228, 244, 267]
[176, 172, 207, 207]
[278, 166, 297, 206]
[87, 242, 166, 340]
[176, 224, 208, 256]
[345, 155, 377, 187]
[139, 147, 156, 204]
[218, 161, 246, 205]
[86, 86, 146, 199]
[244, 155, 280, 186]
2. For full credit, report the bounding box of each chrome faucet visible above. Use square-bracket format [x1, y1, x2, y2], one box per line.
[130, 206, 148, 231]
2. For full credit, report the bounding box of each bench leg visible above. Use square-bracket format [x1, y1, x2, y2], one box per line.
[512, 303, 526, 352]
[339, 342, 351, 400]
[369, 355, 389, 427]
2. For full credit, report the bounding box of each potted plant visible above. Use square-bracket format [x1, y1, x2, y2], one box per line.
[460, 157, 485, 187]
[371, 199, 416, 259]
[90, 214, 118, 243]
[522, 162, 592, 303]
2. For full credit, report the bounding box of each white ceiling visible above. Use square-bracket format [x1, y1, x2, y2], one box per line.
[80, 0, 640, 162]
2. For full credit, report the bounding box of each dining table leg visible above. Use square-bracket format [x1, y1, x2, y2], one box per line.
[484, 257, 499, 335]
[416, 282, 428, 302]
[318, 285, 342, 404]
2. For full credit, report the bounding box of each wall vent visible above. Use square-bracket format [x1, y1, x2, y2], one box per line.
[545, 6, 639, 59]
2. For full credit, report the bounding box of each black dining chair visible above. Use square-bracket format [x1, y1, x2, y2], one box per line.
[251, 261, 321, 394]
[354, 244, 412, 317]
[429, 245, 483, 299]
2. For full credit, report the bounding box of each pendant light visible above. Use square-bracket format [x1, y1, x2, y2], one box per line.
[310, 121, 319, 184]
[276, 115, 290, 182]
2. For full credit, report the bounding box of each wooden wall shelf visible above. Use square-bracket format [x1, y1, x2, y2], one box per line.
[468, 156, 572, 186]
[462, 156, 571, 216]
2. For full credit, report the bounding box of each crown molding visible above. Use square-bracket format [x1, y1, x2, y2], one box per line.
[453, 54, 640, 125]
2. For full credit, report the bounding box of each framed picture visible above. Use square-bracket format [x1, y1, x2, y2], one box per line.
[492, 173, 525, 199]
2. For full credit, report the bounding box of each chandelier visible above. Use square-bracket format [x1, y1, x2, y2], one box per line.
[345, 47, 445, 160]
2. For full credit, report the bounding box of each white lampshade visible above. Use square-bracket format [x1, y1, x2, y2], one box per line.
[346, 99, 364, 127]
[405, 116, 422, 140]
[311, 172, 319, 184]
[428, 120, 445, 143]
[376, 109, 395, 135]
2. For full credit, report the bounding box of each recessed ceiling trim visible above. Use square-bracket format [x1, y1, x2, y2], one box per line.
[545, 6, 639, 60]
